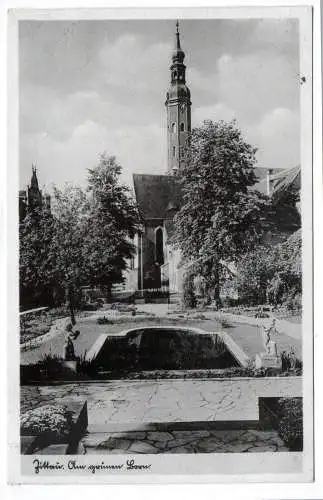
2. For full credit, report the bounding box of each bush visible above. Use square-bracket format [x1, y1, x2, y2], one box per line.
[21, 404, 74, 439]
[277, 398, 303, 450]
[284, 292, 302, 313]
[97, 316, 113, 325]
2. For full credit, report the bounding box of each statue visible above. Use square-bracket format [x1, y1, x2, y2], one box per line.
[262, 318, 278, 350]
[63, 323, 76, 360]
[256, 317, 281, 370]
[266, 340, 278, 356]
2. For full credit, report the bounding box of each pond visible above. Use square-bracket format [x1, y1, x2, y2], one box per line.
[87, 327, 241, 371]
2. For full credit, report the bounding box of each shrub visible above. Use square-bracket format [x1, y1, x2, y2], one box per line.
[97, 316, 113, 325]
[277, 398, 303, 451]
[220, 319, 233, 329]
[21, 404, 74, 439]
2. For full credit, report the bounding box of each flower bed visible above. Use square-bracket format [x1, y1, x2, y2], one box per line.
[21, 404, 74, 439]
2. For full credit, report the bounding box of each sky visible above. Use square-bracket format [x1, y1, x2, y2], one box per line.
[19, 18, 300, 192]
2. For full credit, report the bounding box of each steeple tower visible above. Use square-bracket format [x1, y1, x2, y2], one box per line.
[165, 21, 191, 174]
[27, 164, 43, 212]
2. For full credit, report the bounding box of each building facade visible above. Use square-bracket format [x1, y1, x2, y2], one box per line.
[125, 22, 189, 296]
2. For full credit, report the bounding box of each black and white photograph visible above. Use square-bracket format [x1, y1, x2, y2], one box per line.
[6, 5, 315, 483]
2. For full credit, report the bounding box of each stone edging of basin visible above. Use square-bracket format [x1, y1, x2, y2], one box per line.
[81, 312, 156, 323]
[218, 332, 250, 367]
[23, 375, 302, 386]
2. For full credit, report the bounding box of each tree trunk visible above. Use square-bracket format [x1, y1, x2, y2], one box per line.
[66, 285, 76, 325]
[212, 265, 222, 310]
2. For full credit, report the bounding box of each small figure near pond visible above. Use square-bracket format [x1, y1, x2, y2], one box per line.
[262, 318, 278, 349]
[256, 318, 281, 370]
[63, 322, 79, 361]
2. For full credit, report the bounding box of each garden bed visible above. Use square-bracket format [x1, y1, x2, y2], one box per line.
[20, 307, 71, 344]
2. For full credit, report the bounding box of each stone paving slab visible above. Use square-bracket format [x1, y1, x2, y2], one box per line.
[80, 428, 289, 454]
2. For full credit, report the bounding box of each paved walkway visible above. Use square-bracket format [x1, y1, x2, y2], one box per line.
[21, 378, 301, 455]
[21, 378, 301, 426]
[80, 428, 288, 454]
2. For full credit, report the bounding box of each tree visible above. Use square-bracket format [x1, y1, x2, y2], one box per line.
[172, 120, 271, 308]
[20, 206, 57, 309]
[47, 154, 140, 322]
[47, 186, 89, 324]
[20, 154, 140, 322]
[83, 154, 140, 294]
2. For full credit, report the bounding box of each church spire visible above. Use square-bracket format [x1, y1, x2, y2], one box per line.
[175, 20, 180, 49]
[30, 164, 39, 189]
[172, 20, 185, 64]
[27, 164, 43, 212]
[165, 21, 192, 174]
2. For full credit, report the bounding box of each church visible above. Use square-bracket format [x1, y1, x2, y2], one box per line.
[126, 22, 191, 297]
[123, 21, 300, 301]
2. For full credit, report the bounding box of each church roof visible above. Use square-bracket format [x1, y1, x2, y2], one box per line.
[133, 174, 183, 220]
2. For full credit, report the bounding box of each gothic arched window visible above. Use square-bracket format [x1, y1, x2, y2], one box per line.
[155, 227, 164, 265]
[171, 123, 176, 133]
[180, 122, 185, 132]
[172, 146, 176, 157]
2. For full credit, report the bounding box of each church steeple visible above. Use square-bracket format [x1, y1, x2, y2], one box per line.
[172, 21, 185, 64]
[165, 21, 191, 174]
[27, 164, 43, 212]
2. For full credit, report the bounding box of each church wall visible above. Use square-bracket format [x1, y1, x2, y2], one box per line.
[141, 221, 164, 289]
[168, 247, 184, 293]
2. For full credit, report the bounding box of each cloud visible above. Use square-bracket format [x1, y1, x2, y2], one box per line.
[215, 52, 299, 124]
[19, 19, 300, 191]
[193, 102, 236, 125]
[20, 118, 167, 192]
[246, 107, 300, 170]
[98, 34, 171, 93]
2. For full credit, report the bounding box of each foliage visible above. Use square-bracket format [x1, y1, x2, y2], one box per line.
[277, 398, 303, 451]
[83, 155, 140, 290]
[20, 153, 140, 322]
[19, 207, 58, 308]
[182, 271, 197, 309]
[281, 349, 302, 374]
[97, 316, 114, 325]
[236, 244, 274, 305]
[237, 229, 302, 308]
[21, 404, 74, 438]
[172, 120, 272, 307]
